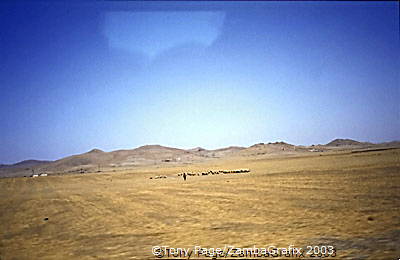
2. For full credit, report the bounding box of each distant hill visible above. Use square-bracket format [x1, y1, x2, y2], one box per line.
[325, 139, 371, 147]
[187, 146, 245, 158]
[0, 159, 52, 169]
[0, 145, 246, 176]
[240, 141, 309, 156]
[379, 141, 400, 147]
[1, 139, 399, 178]
[48, 145, 198, 170]
[87, 148, 104, 154]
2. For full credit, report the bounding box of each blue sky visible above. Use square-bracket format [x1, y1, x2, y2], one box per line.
[0, 1, 399, 163]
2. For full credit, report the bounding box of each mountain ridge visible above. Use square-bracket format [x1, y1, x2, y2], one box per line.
[1, 139, 399, 177]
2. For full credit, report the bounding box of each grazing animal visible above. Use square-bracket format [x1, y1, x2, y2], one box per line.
[172, 169, 250, 181]
[153, 175, 167, 179]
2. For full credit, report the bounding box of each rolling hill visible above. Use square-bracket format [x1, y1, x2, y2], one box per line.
[1, 139, 399, 178]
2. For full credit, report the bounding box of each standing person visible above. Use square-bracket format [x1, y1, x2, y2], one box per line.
[183, 172, 187, 181]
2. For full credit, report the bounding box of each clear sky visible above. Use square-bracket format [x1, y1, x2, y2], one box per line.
[0, 1, 399, 163]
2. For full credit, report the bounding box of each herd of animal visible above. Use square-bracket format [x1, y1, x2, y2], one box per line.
[150, 169, 250, 180]
[178, 169, 251, 177]
[149, 175, 167, 179]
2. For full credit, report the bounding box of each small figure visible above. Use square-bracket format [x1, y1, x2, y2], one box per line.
[183, 172, 187, 181]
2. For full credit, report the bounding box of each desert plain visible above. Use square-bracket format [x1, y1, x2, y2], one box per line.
[0, 142, 399, 260]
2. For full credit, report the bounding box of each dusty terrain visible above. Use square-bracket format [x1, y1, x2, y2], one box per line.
[0, 147, 399, 259]
[1, 139, 399, 178]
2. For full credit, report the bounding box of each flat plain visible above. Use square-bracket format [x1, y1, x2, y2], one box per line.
[0, 148, 399, 259]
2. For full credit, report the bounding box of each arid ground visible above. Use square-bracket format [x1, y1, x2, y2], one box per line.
[0, 149, 399, 259]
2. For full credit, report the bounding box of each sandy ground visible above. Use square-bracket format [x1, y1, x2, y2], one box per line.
[0, 149, 399, 259]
